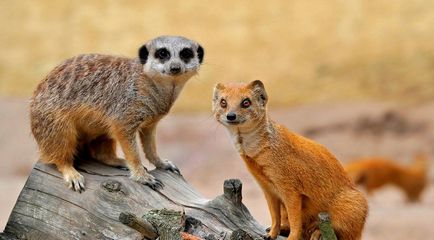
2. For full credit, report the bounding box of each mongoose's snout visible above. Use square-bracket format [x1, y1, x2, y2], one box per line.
[226, 112, 237, 121]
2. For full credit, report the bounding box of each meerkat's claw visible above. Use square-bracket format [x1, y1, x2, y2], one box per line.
[130, 168, 164, 190]
[146, 178, 164, 190]
[115, 166, 130, 171]
[156, 159, 181, 175]
[65, 171, 85, 193]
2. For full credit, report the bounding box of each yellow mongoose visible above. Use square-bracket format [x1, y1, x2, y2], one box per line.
[212, 80, 368, 240]
[345, 153, 428, 202]
[30, 36, 204, 192]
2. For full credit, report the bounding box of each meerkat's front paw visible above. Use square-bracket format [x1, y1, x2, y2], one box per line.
[130, 167, 164, 190]
[63, 169, 85, 193]
[155, 159, 181, 175]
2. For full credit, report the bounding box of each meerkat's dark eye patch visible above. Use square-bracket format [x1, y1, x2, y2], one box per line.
[155, 48, 171, 61]
[180, 48, 194, 63]
[138, 45, 149, 64]
[197, 45, 204, 64]
[241, 98, 251, 108]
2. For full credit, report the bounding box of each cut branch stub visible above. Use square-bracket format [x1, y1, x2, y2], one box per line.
[119, 212, 158, 240]
[318, 212, 337, 240]
[142, 209, 185, 240]
[223, 179, 243, 206]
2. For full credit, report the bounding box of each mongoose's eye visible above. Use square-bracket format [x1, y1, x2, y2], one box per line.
[155, 48, 171, 61]
[180, 48, 194, 63]
[241, 98, 251, 108]
[220, 99, 227, 108]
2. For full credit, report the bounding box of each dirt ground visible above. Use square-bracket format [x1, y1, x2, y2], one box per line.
[0, 97, 433, 239]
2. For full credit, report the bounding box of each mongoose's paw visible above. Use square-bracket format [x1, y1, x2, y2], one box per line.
[264, 225, 280, 239]
[262, 234, 276, 240]
[309, 230, 321, 240]
[155, 159, 181, 175]
[63, 169, 85, 193]
[266, 226, 290, 237]
[130, 168, 164, 190]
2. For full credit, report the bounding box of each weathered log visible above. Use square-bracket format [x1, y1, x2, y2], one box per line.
[0, 161, 276, 239]
[0, 161, 337, 240]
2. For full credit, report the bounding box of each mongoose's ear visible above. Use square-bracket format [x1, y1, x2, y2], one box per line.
[248, 80, 268, 106]
[213, 83, 225, 100]
[138, 44, 149, 64]
[197, 45, 204, 64]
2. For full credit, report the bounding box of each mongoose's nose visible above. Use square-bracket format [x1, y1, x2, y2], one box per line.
[226, 112, 237, 121]
[170, 66, 181, 75]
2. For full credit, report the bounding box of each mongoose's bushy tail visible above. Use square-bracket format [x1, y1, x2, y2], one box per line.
[328, 188, 368, 240]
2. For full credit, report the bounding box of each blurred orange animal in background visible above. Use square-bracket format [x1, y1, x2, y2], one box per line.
[345, 153, 429, 202]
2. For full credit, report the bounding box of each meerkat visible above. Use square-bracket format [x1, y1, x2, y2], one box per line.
[346, 153, 428, 202]
[30, 36, 204, 192]
[212, 80, 368, 240]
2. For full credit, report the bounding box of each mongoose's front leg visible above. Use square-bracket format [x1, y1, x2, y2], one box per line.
[263, 190, 281, 239]
[284, 194, 303, 240]
[139, 124, 180, 174]
[113, 127, 163, 189]
[280, 203, 291, 234]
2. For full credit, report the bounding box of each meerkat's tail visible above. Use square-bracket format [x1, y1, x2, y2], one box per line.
[30, 104, 79, 166]
[30, 109, 86, 192]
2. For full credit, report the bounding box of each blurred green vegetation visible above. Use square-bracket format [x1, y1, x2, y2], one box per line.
[0, 0, 433, 111]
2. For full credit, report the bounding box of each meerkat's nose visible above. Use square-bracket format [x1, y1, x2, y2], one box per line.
[169, 63, 182, 75]
[226, 112, 237, 121]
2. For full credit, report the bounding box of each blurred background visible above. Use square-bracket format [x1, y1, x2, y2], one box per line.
[0, 0, 433, 239]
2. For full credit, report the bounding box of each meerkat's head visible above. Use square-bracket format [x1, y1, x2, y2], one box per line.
[212, 80, 268, 130]
[138, 36, 204, 81]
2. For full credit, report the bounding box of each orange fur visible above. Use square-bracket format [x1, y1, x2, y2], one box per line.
[213, 80, 368, 240]
[345, 154, 429, 202]
[181, 232, 202, 240]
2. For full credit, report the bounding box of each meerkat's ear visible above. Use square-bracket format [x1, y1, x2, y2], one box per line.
[197, 45, 204, 64]
[213, 83, 225, 100]
[138, 44, 149, 64]
[248, 80, 268, 106]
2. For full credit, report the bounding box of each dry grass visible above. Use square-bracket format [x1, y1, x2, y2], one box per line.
[1, 0, 433, 111]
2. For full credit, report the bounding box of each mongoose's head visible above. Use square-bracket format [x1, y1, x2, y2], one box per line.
[138, 36, 204, 81]
[212, 80, 268, 130]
